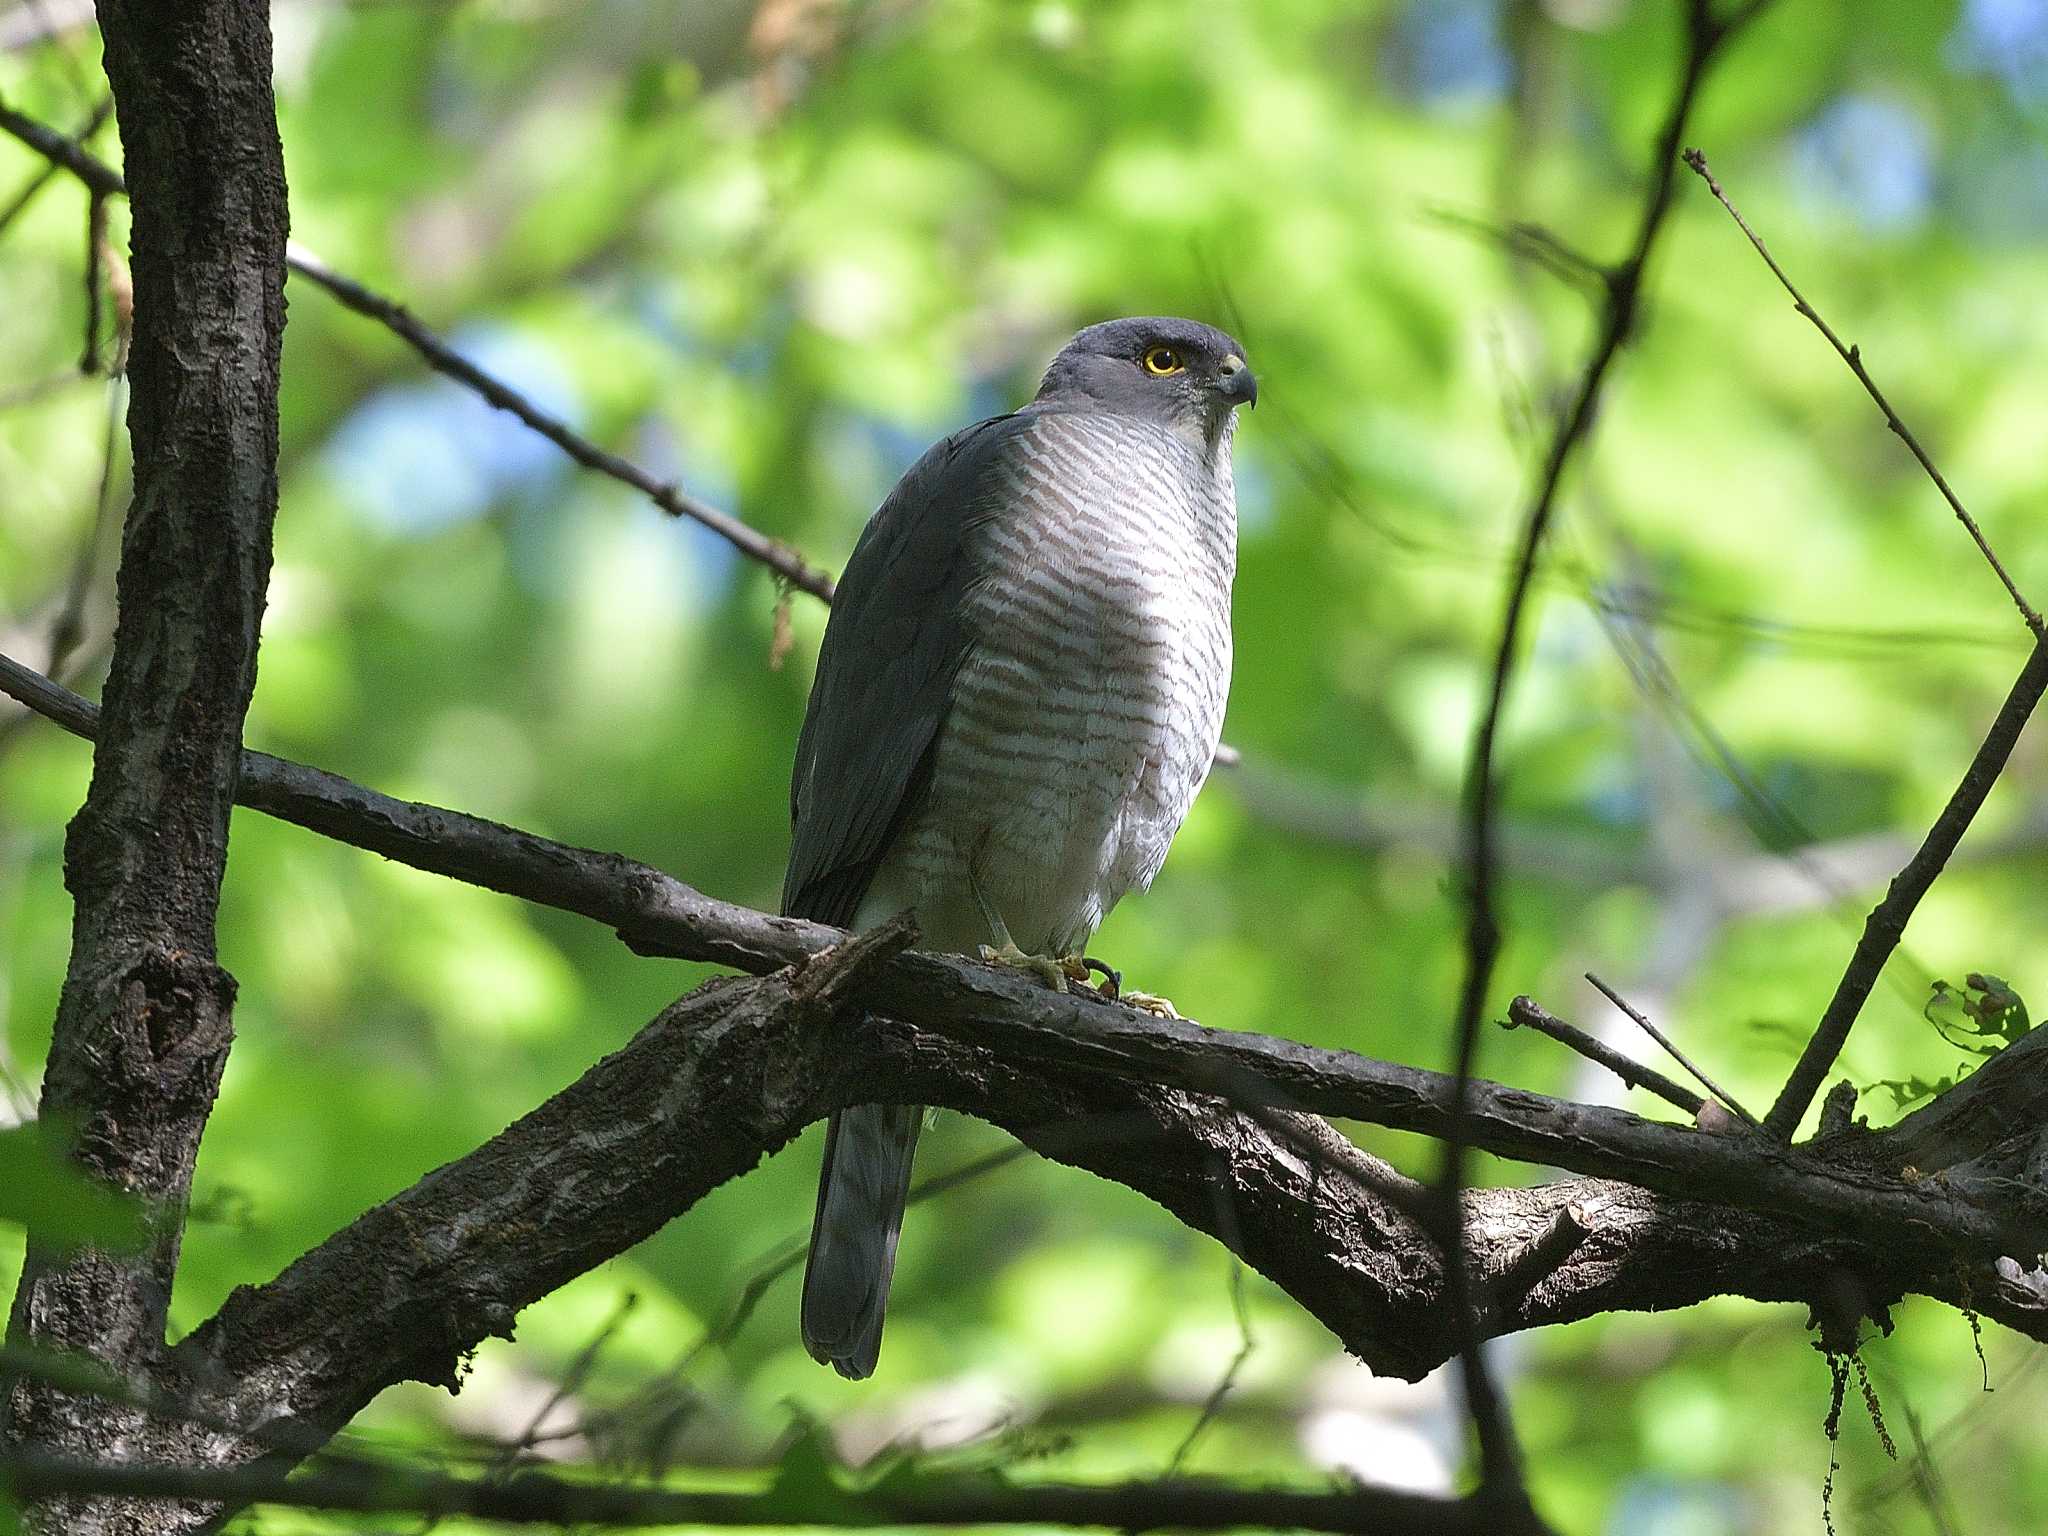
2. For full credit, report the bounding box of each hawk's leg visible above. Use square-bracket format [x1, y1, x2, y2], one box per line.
[969, 872, 1090, 992]
[975, 940, 1095, 993]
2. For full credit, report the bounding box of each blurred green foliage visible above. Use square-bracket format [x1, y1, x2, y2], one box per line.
[4, 0, 2048, 1531]
[0, 1119, 143, 1253]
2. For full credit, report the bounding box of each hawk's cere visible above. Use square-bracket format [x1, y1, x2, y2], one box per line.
[784, 317, 1256, 1379]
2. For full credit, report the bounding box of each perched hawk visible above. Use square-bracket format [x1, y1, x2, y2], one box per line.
[784, 317, 1255, 1377]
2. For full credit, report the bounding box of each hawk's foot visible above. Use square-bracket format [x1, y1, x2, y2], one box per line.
[1076, 958, 1180, 1018]
[976, 941, 1084, 994]
[1118, 989, 1182, 1019]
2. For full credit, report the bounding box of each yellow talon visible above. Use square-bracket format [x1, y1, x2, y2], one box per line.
[977, 941, 1072, 993]
[1118, 989, 1181, 1019]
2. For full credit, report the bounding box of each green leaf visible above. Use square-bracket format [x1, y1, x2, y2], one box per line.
[0, 1122, 148, 1253]
[1963, 973, 2031, 1043]
[1872, 1073, 1961, 1110]
[1924, 974, 2033, 1054]
[762, 1418, 861, 1524]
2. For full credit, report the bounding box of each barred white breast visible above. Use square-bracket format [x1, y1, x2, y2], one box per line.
[857, 408, 1236, 957]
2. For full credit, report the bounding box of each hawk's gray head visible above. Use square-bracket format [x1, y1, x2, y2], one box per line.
[1033, 316, 1256, 455]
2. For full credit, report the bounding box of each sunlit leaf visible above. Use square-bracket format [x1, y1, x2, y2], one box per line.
[0, 1123, 146, 1253]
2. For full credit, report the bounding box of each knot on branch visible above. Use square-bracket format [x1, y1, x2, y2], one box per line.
[123, 947, 237, 1067]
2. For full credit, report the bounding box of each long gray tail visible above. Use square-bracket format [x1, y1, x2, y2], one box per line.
[801, 1103, 923, 1379]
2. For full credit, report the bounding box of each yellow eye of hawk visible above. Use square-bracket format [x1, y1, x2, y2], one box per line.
[1142, 345, 1185, 377]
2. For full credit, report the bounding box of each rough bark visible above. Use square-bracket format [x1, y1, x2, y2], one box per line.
[8, 645, 2048, 1533]
[0, 1, 2041, 1525]
[7, 649, 2041, 1264]
[108, 960, 2046, 1524]
[0, 0, 288, 1531]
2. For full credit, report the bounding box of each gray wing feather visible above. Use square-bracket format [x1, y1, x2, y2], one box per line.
[787, 410, 1044, 1379]
[782, 410, 1031, 926]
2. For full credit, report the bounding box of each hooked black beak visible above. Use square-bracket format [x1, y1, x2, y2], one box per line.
[1217, 352, 1257, 408]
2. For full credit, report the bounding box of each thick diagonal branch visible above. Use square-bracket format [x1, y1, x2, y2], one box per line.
[4, 651, 2042, 1262]
[3, 686, 2043, 1528]
[44, 961, 2036, 1530]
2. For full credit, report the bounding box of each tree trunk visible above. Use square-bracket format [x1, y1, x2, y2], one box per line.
[0, 1, 288, 1531]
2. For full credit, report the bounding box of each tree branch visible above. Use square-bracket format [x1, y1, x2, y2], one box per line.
[1673, 145, 2048, 1137]
[0, 6, 289, 1534]
[280, 245, 837, 603]
[4, 649, 2045, 1524]
[1681, 149, 2045, 642]
[3, 648, 2040, 1258]
[1584, 972, 1756, 1127]
[1760, 639, 2048, 1137]
[0, 1447, 1504, 1534]
[14, 955, 2033, 1529]
[0, 90, 839, 605]
[1443, 0, 1771, 1500]
[1502, 996, 1704, 1118]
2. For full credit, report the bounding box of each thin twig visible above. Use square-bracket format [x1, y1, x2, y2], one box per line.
[564, 1139, 1039, 1462]
[684, 1140, 1031, 1366]
[0, 159, 58, 237]
[1682, 148, 2045, 644]
[490, 1292, 639, 1473]
[79, 187, 105, 373]
[1424, 206, 1611, 297]
[1502, 996, 1703, 1116]
[0, 92, 839, 605]
[1761, 638, 2048, 1138]
[0, 1449, 1501, 1535]
[1166, 1260, 1254, 1475]
[1897, 1403, 1960, 1536]
[281, 244, 837, 603]
[1443, 0, 1768, 1509]
[0, 94, 108, 253]
[0, 90, 120, 197]
[46, 371, 124, 675]
[1583, 974, 1757, 1127]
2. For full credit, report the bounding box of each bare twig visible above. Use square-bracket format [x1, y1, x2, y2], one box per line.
[1583, 974, 1757, 1128]
[0, 96, 107, 242]
[1443, 0, 1770, 1506]
[1502, 996, 1704, 1117]
[0, 90, 119, 196]
[1166, 1260, 1254, 1475]
[78, 186, 104, 372]
[44, 371, 124, 675]
[676, 1142, 1031, 1372]
[0, 91, 839, 605]
[0, 156, 58, 235]
[491, 1292, 639, 1473]
[1761, 639, 2048, 1138]
[1424, 206, 1610, 297]
[565, 1138, 1063, 1468]
[1897, 1402, 1960, 1536]
[281, 244, 837, 603]
[1682, 148, 2044, 644]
